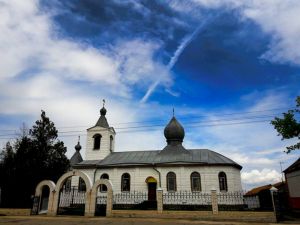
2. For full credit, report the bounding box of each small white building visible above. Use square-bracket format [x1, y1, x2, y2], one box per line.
[70, 103, 243, 201]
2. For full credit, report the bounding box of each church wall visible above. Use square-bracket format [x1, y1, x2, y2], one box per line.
[76, 165, 242, 193]
[85, 127, 114, 160]
[157, 166, 242, 192]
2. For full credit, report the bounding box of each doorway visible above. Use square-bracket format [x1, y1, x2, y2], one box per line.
[146, 177, 157, 201]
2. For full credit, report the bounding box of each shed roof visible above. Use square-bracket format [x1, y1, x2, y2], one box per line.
[284, 157, 300, 174]
[244, 182, 285, 196]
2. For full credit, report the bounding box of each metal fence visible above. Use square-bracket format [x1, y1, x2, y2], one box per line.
[113, 191, 148, 205]
[217, 191, 244, 205]
[59, 188, 86, 207]
[162, 191, 212, 210]
[95, 195, 108, 216]
[163, 191, 211, 205]
[113, 191, 149, 210]
[57, 187, 85, 215]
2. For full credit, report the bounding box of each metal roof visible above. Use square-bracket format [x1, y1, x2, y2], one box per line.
[70, 151, 83, 167]
[74, 149, 242, 169]
[283, 157, 300, 173]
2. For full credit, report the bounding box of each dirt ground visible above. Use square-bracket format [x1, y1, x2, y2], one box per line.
[0, 216, 300, 225]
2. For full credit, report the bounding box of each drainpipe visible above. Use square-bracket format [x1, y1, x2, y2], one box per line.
[93, 168, 98, 184]
[152, 164, 161, 188]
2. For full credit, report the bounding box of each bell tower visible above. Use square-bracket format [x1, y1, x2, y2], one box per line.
[85, 100, 116, 160]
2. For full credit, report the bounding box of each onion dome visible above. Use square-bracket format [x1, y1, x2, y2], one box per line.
[95, 99, 109, 128]
[100, 106, 107, 116]
[75, 142, 82, 151]
[70, 137, 83, 167]
[164, 116, 185, 144]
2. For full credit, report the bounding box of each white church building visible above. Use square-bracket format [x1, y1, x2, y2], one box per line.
[69, 103, 243, 197]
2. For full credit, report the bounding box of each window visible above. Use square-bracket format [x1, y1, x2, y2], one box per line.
[167, 172, 176, 191]
[110, 135, 113, 152]
[191, 172, 201, 192]
[121, 173, 130, 192]
[218, 172, 228, 192]
[93, 134, 102, 150]
[100, 173, 109, 192]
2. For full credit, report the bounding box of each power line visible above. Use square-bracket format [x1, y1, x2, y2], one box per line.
[0, 118, 272, 139]
[0, 112, 281, 136]
[0, 106, 291, 132]
[0, 112, 279, 136]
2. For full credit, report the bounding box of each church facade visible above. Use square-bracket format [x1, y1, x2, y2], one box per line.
[70, 104, 243, 197]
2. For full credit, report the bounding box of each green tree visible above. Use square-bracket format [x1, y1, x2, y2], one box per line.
[0, 142, 17, 207]
[271, 96, 300, 153]
[0, 111, 69, 207]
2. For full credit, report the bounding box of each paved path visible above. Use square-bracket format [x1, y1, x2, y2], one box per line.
[0, 216, 299, 225]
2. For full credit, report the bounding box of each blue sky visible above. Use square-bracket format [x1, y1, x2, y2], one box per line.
[0, 0, 300, 190]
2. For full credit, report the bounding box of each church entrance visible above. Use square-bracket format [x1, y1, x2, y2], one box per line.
[146, 177, 157, 201]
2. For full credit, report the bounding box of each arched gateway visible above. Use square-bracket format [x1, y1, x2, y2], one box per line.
[34, 171, 113, 216]
[52, 170, 92, 216]
[32, 180, 56, 215]
[88, 179, 113, 217]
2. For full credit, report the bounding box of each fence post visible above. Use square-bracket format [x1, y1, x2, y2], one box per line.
[211, 188, 218, 215]
[156, 188, 163, 213]
[270, 186, 278, 222]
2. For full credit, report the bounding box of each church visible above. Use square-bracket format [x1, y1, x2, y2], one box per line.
[69, 103, 243, 199]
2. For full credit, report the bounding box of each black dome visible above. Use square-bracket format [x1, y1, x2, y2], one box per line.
[100, 106, 107, 116]
[75, 142, 82, 151]
[164, 116, 185, 143]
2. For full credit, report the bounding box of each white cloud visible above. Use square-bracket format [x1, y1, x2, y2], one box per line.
[168, 0, 300, 66]
[0, 0, 172, 101]
[115, 39, 172, 88]
[241, 168, 281, 185]
[243, 0, 300, 65]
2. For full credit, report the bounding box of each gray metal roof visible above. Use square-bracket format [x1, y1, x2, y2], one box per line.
[70, 151, 83, 167]
[74, 149, 242, 169]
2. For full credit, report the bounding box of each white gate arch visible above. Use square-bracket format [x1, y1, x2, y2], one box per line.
[50, 170, 93, 216]
[34, 180, 56, 215]
[88, 179, 113, 216]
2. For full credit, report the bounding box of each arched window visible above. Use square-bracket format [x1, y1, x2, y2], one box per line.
[191, 172, 201, 192]
[167, 172, 176, 191]
[218, 172, 228, 192]
[100, 173, 109, 192]
[110, 135, 113, 152]
[93, 134, 102, 150]
[121, 173, 130, 192]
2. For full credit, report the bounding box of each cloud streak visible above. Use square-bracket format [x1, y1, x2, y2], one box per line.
[140, 16, 213, 103]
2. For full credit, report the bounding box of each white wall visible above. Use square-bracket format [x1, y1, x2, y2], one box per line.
[85, 127, 115, 160]
[77, 165, 242, 193]
[286, 170, 300, 197]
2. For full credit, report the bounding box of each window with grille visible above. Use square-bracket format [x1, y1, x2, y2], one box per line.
[191, 172, 201, 192]
[218, 172, 228, 192]
[167, 172, 177, 191]
[121, 173, 130, 192]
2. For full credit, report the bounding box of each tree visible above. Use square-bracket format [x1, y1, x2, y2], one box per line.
[0, 142, 17, 206]
[271, 96, 300, 153]
[0, 111, 69, 207]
